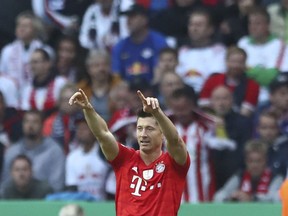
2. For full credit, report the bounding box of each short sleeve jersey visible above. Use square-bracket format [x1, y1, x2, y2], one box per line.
[109, 143, 190, 216]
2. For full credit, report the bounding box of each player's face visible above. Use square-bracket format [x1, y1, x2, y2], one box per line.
[136, 117, 163, 154]
[11, 159, 32, 188]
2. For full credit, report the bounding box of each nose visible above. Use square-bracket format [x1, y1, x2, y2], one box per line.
[140, 129, 148, 137]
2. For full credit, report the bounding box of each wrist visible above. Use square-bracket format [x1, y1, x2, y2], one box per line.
[82, 103, 94, 111]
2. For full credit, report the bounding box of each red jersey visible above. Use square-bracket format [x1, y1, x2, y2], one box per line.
[109, 143, 190, 216]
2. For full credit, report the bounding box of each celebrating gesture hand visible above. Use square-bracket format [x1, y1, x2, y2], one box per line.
[137, 90, 160, 114]
[68, 89, 93, 110]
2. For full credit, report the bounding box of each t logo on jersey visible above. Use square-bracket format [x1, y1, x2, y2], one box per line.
[130, 175, 147, 196]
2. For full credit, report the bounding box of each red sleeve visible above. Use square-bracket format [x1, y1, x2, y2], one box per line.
[109, 142, 135, 171]
[243, 79, 260, 109]
[169, 152, 190, 177]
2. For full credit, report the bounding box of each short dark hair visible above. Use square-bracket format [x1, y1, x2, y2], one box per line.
[23, 109, 44, 123]
[248, 6, 270, 23]
[137, 109, 154, 119]
[226, 46, 247, 60]
[269, 73, 288, 93]
[189, 7, 214, 26]
[159, 47, 178, 59]
[244, 139, 268, 155]
[34, 48, 51, 61]
[10, 154, 32, 170]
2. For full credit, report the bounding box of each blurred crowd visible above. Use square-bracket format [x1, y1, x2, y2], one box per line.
[0, 0, 287, 204]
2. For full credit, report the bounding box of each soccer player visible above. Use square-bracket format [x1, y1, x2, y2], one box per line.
[69, 89, 190, 215]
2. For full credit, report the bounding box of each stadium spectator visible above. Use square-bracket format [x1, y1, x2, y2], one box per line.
[214, 139, 283, 202]
[78, 49, 122, 122]
[0, 11, 51, 92]
[199, 46, 260, 117]
[43, 83, 81, 154]
[157, 72, 185, 109]
[111, 3, 167, 84]
[79, 0, 120, 51]
[54, 35, 87, 83]
[237, 6, 288, 102]
[256, 111, 288, 177]
[20, 48, 68, 118]
[1, 110, 65, 191]
[219, 0, 256, 46]
[209, 85, 253, 189]
[108, 80, 130, 115]
[150, 0, 203, 45]
[168, 87, 235, 202]
[176, 8, 226, 93]
[152, 47, 178, 88]
[254, 73, 288, 136]
[65, 118, 111, 200]
[0, 154, 53, 199]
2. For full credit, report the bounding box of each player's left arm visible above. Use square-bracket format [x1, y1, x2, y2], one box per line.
[137, 91, 188, 165]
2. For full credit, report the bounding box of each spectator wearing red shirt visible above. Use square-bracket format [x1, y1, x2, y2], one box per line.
[199, 46, 260, 117]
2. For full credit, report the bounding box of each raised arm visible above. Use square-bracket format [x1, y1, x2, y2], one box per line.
[137, 90, 187, 165]
[69, 89, 118, 161]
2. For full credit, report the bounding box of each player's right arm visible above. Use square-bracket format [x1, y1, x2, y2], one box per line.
[69, 89, 119, 161]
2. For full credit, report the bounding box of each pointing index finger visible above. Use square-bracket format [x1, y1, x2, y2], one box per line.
[137, 90, 146, 103]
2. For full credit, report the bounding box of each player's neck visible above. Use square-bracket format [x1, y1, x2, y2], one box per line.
[140, 149, 162, 166]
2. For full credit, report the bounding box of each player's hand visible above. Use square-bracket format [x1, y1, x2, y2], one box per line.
[68, 89, 93, 110]
[137, 90, 159, 114]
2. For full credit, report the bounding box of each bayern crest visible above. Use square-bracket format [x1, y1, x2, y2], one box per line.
[155, 163, 165, 173]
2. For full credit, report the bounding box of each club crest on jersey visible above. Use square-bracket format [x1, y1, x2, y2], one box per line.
[155, 163, 165, 173]
[143, 169, 154, 180]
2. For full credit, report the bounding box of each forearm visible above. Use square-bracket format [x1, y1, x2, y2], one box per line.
[153, 109, 187, 164]
[153, 109, 179, 145]
[83, 107, 110, 139]
[82, 106, 119, 161]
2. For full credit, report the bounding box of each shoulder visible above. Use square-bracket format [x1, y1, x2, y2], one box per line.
[43, 137, 64, 153]
[54, 76, 68, 85]
[238, 36, 250, 46]
[267, 4, 281, 14]
[66, 148, 82, 161]
[149, 30, 166, 40]
[85, 3, 99, 13]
